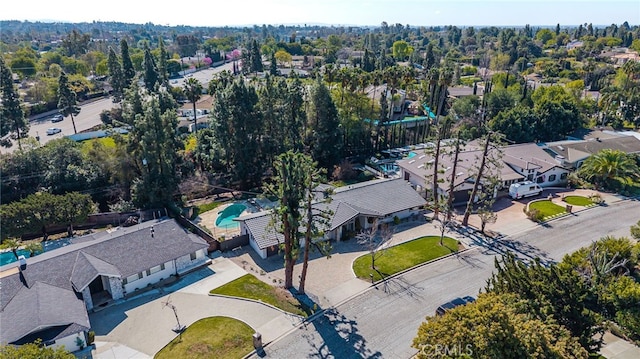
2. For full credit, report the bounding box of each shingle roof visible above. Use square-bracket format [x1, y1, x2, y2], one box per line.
[0, 281, 90, 344]
[238, 179, 427, 250]
[547, 136, 640, 163]
[0, 219, 208, 345]
[70, 252, 121, 292]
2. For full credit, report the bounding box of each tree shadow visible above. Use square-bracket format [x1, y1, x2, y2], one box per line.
[378, 275, 425, 300]
[302, 308, 383, 359]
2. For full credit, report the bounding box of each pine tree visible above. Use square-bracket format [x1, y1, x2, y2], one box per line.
[129, 93, 182, 208]
[120, 39, 135, 87]
[0, 55, 28, 150]
[57, 71, 80, 134]
[307, 78, 343, 170]
[269, 52, 278, 76]
[250, 39, 263, 73]
[265, 151, 308, 289]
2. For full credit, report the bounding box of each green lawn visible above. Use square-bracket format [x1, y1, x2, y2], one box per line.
[193, 202, 221, 218]
[210, 274, 310, 317]
[563, 195, 593, 206]
[154, 317, 253, 359]
[353, 236, 458, 282]
[528, 200, 566, 218]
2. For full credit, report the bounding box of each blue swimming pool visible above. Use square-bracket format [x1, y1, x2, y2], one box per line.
[407, 151, 417, 158]
[0, 249, 32, 266]
[215, 203, 247, 229]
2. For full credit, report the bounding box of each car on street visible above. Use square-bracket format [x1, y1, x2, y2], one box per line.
[435, 296, 476, 316]
[51, 114, 63, 122]
[46, 127, 62, 135]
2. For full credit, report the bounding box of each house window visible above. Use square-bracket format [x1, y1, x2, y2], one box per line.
[536, 177, 544, 184]
[190, 252, 197, 261]
[149, 264, 163, 275]
[548, 174, 556, 182]
[126, 273, 140, 283]
[560, 173, 568, 180]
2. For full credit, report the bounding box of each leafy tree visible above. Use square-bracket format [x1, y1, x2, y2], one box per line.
[0, 55, 29, 149]
[120, 39, 136, 87]
[631, 220, 640, 240]
[392, 40, 413, 60]
[183, 78, 203, 133]
[265, 151, 309, 289]
[58, 192, 95, 237]
[577, 149, 640, 190]
[57, 71, 80, 134]
[61, 29, 90, 57]
[0, 339, 74, 359]
[274, 49, 292, 68]
[307, 78, 343, 170]
[413, 292, 589, 359]
[488, 105, 538, 143]
[107, 46, 126, 103]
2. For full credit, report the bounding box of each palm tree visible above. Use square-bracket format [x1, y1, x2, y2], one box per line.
[2, 238, 21, 260]
[578, 149, 640, 189]
[25, 242, 43, 257]
[183, 78, 203, 133]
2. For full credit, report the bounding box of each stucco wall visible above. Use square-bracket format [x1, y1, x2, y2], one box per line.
[50, 332, 84, 352]
[248, 234, 267, 259]
[175, 249, 207, 274]
[123, 261, 175, 293]
[537, 167, 570, 187]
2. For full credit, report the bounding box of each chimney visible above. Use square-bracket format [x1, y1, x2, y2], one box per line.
[18, 255, 27, 271]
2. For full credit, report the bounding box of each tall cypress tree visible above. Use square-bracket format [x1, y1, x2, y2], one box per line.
[120, 39, 135, 87]
[250, 39, 263, 72]
[107, 47, 125, 103]
[269, 52, 278, 76]
[0, 55, 28, 149]
[157, 37, 169, 86]
[57, 71, 80, 134]
[142, 44, 159, 91]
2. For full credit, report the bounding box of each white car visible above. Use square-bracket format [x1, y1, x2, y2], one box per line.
[51, 114, 63, 123]
[46, 128, 62, 135]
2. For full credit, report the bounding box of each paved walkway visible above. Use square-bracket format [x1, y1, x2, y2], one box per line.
[600, 331, 640, 359]
[91, 257, 301, 358]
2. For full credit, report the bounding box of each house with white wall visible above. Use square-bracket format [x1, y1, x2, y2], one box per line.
[0, 218, 209, 353]
[398, 142, 571, 204]
[235, 179, 427, 259]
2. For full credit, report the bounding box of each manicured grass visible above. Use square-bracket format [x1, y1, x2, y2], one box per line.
[196, 202, 221, 215]
[353, 236, 458, 282]
[154, 316, 253, 359]
[563, 195, 593, 206]
[80, 137, 116, 153]
[210, 274, 310, 317]
[528, 200, 566, 218]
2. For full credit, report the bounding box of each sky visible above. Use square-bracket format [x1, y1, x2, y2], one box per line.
[1, 0, 639, 27]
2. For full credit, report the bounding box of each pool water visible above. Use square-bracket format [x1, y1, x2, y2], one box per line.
[215, 203, 247, 229]
[407, 151, 417, 158]
[0, 249, 32, 266]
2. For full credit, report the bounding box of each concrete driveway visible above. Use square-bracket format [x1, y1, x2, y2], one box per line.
[91, 257, 301, 357]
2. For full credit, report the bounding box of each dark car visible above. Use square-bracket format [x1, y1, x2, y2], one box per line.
[51, 114, 63, 123]
[435, 296, 476, 316]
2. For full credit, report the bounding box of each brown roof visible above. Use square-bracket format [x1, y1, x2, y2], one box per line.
[180, 95, 214, 111]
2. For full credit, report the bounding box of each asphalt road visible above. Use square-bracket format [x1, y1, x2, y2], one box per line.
[254, 199, 640, 359]
[1, 97, 117, 154]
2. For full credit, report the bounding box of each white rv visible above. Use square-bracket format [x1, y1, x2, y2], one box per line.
[509, 181, 542, 199]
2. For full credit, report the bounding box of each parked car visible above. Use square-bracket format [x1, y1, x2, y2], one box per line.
[51, 114, 63, 123]
[435, 296, 476, 316]
[509, 181, 543, 200]
[46, 127, 62, 135]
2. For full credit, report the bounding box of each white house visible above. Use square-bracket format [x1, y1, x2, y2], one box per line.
[235, 179, 428, 259]
[0, 219, 209, 352]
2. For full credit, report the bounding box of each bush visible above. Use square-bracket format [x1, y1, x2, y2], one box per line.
[615, 308, 640, 341]
[525, 208, 544, 222]
[87, 331, 95, 345]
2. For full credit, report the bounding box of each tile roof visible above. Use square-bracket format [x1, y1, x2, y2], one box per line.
[237, 179, 427, 250]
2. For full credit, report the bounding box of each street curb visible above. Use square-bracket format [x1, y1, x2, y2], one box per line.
[207, 293, 306, 321]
